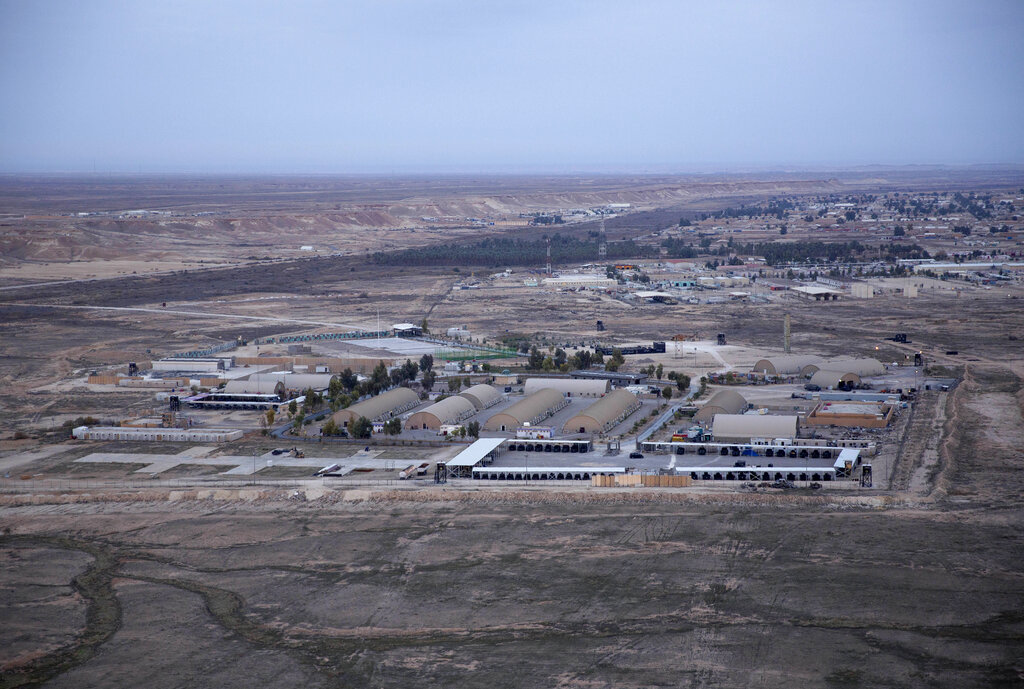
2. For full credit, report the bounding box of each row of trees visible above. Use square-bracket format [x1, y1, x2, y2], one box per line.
[700, 199, 795, 221]
[370, 235, 659, 268]
[525, 346, 609, 372]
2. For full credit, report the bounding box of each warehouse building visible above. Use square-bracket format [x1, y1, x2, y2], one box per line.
[332, 387, 421, 427]
[750, 356, 823, 377]
[460, 384, 503, 410]
[805, 357, 885, 378]
[264, 372, 337, 391]
[807, 369, 861, 389]
[225, 372, 335, 396]
[152, 358, 228, 373]
[792, 285, 842, 301]
[225, 378, 282, 395]
[562, 389, 640, 434]
[484, 389, 569, 432]
[72, 426, 243, 442]
[523, 377, 609, 398]
[694, 389, 748, 423]
[711, 414, 799, 443]
[570, 370, 649, 387]
[407, 395, 477, 430]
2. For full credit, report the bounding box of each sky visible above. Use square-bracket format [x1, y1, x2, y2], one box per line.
[1, 0, 1022, 173]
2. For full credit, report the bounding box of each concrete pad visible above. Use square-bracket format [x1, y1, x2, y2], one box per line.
[175, 446, 218, 457]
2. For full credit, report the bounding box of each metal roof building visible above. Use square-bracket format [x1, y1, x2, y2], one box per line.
[224, 372, 334, 395]
[562, 389, 641, 434]
[407, 395, 478, 430]
[484, 389, 569, 431]
[806, 357, 885, 378]
[750, 356, 823, 377]
[460, 384, 503, 410]
[445, 437, 506, 477]
[265, 372, 336, 391]
[224, 377, 286, 395]
[694, 389, 748, 423]
[72, 426, 244, 442]
[332, 387, 421, 427]
[808, 369, 861, 389]
[711, 414, 799, 442]
[523, 377, 609, 398]
[570, 370, 649, 387]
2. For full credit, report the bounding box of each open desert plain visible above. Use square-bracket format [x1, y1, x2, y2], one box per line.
[1, 170, 1023, 689]
[3, 1, 1024, 687]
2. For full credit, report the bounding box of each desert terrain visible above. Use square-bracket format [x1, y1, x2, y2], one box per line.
[1, 171, 1023, 687]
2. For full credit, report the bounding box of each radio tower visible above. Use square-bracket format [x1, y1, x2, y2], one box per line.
[598, 216, 607, 261]
[546, 237, 552, 276]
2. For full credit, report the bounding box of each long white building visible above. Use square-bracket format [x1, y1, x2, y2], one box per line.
[72, 426, 244, 442]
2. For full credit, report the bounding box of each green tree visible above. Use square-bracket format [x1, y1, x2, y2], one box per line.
[674, 373, 691, 391]
[339, 368, 358, 391]
[321, 418, 340, 436]
[656, 363, 664, 380]
[467, 420, 480, 438]
[420, 317, 430, 334]
[571, 349, 594, 370]
[553, 348, 567, 367]
[422, 370, 436, 391]
[288, 399, 298, 416]
[662, 386, 673, 400]
[419, 353, 434, 373]
[349, 416, 373, 439]
[528, 346, 545, 370]
[384, 417, 402, 435]
[542, 356, 555, 371]
[448, 377, 461, 392]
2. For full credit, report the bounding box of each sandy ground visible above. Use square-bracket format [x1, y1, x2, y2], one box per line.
[0, 362, 1021, 688]
[1, 175, 1023, 686]
[0, 260, 240, 284]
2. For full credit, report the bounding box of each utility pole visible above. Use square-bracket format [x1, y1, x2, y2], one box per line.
[546, 237, 552, 276]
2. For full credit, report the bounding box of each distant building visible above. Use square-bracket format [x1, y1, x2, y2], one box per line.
[523, 378, 609, 398]
[792, 285, 842, 301]
[570, 370, 648, 388]
[562, 389, 641, 434]
[72, 426, 243, 442]
[541, 274, 616, 289]
[711, 414, 799, 443]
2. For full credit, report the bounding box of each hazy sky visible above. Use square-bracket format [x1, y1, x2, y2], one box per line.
[1, 0, 1022, 173]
